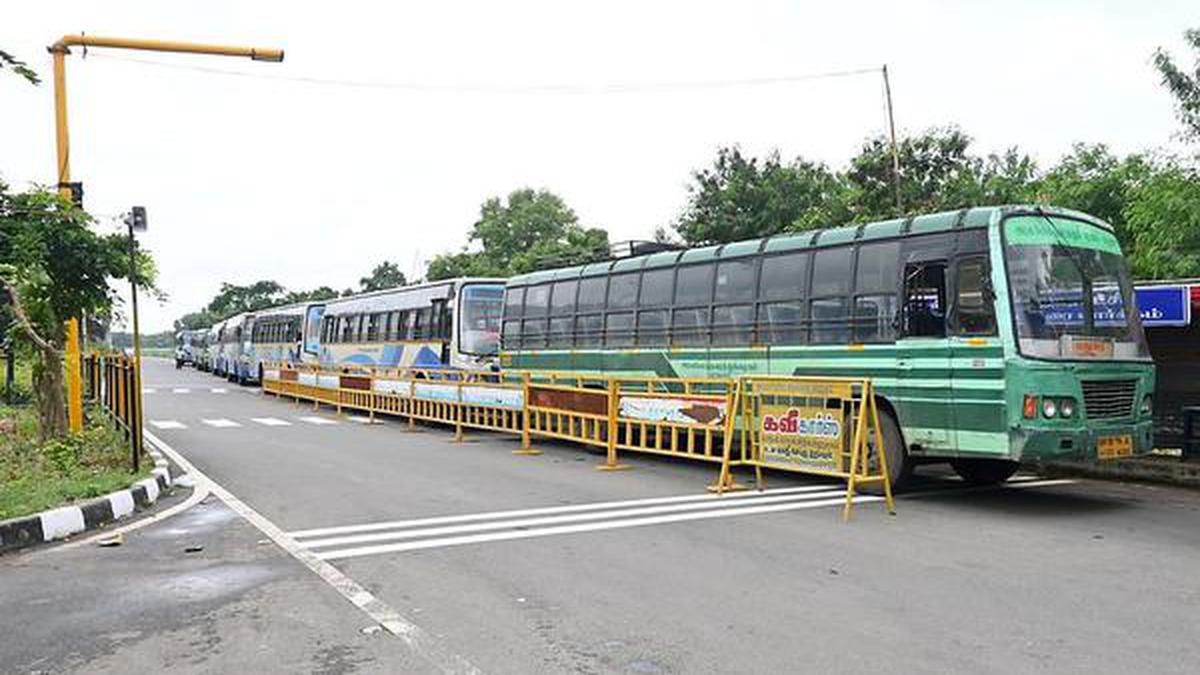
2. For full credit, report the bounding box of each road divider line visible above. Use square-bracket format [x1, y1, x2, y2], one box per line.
[298, 416, 339, 426]
[171, 388, 191, 394]
[149, 420, 186, 430]
[317, 495, 879, 560]
[251, 417, 292, 427]
[288, 485, 839, 539]
[142, 429, 483, 675]
[201, 418, 241, 428]
[302, 489, 848, 549]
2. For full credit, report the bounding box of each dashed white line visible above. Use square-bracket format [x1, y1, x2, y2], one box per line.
[171, 388, 191, 394]
[251, 417, 292, 427]
[149, 420, 186, 430]
[210, 387, 228, 394]
[142, 388, 157, 394]
[297, 416, 339, 426]
[348, 415, 383, 425]
[201, 418, 241, 428]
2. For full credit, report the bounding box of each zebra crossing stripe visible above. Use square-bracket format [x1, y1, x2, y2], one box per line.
[201, 418, 241, 428]
[211, 388, 228, 394]
[142, 388, 157, 394]
[149, 420, 186, 430]
[171, 388, 191, 394]
[297, 416, 338, 426]
[251, 417, 292, 427]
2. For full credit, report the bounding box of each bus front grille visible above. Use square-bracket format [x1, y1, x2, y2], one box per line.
[1081, 379, 1137, 419]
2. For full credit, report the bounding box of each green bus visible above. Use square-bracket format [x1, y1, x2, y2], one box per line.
[500, 205, 1155, 487]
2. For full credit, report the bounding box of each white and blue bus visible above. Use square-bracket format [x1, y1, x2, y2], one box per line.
[316, 278, 505, 372]
[241, 301, 326, 383]
[212, 312, 253, 381]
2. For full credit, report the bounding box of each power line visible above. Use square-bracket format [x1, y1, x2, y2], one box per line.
[83, 52, 879, 96]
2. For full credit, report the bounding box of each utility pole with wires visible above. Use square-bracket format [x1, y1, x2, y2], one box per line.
[882, 64, 902, 215]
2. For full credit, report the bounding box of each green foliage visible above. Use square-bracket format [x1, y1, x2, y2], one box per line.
[0, 405, 147, 520]
[427, 189, 609, 280]
[1153, 28, 1200, 142]
[359, 261, 407, 292]
[204, 280, 285, 318]
[0, 48, 39, 86]
[283, 286, 339, 303]
[675, 147, 850, 244]
[1123, 163, 1200, 278]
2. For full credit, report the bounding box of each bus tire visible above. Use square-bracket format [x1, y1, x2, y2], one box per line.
[951, 459, 1019, 486]
[861, 406, 910, 494]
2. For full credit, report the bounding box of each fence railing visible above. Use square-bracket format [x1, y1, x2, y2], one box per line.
[261, 363, 895, 517]
[83, 353, 144, 472]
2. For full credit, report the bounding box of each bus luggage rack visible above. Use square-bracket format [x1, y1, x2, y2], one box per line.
[1081, 379, 1137, 419]
[259, 363, 895, 518]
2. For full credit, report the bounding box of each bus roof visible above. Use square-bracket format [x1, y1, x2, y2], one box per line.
[505, 205, 1111, 288]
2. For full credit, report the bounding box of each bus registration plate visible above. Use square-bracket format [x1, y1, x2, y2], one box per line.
[1097, 434, 1132, 460]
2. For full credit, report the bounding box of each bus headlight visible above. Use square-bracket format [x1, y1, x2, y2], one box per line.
[1140, 395, 1153, 416]
[1059, 398, 1075, 418]
[1042, 398, 1058, 418]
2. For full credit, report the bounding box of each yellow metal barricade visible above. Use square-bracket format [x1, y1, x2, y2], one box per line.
[713, 376, 895, 519]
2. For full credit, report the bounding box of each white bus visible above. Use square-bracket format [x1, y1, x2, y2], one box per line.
[317, 278, 505, 372]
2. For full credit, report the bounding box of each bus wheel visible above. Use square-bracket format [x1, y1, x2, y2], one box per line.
[951, 459, 1019, 486]
[862, 407, 910, 494]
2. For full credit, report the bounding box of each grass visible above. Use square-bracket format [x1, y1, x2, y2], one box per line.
[0, 403, 150, 521]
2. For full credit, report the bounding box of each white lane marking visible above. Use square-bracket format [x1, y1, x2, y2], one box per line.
[251, 417, 292, 427]
[289, 485, 838, 539]
[141, 430, 481, 675]
[318, 495, 877, 560]
[348, 415, 383, 425]
[142, 388, 157, 394]
[297, 416, 339, 426]
[172, 388, 191, 394]
[149, 420, 187, 430]
[201, 418, 241, 428]
[302, 489, 849, 550]
[210, 387, 228, 394]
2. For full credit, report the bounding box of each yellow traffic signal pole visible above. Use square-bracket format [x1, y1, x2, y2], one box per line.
[47, 34, 283, 440]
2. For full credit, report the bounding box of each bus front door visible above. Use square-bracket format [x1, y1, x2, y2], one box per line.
[898, 259, 956, 453]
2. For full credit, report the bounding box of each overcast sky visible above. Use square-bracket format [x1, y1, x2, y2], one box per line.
[3, 1, 1195, 332]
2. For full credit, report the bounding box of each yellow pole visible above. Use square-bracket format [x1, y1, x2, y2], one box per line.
[51, 48, 71, 201]
[64, 318, 83, 432]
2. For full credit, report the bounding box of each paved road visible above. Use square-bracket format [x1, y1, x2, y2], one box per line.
[6, 358, 1200, 674]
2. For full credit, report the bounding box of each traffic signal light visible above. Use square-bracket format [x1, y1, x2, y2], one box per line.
[128, 206, 148, 232]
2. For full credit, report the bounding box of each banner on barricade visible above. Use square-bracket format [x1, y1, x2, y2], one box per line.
[618, 395, 726, 427]
[759, 404, 844, 473]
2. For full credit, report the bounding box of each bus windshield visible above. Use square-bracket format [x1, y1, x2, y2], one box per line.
[1004, 215, 1149, 361]
[459, 284, 505, 356]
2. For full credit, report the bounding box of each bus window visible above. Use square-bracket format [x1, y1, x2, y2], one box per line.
[811, 298, 849, 343]
[672, 307, 709, 346]
[607, 273, 639, 310]
[637, 310, 668, 346]
[759, 252, 809, 301]
[548, 317, 573, 348]
[605, 312, 634, 347]
[812, 247, 853, 296]
[341, 316, 354, 343]
[712, 305, 753, 346]
[522, 317, 547, 347]
[954, 257, 996, 335]
[502, 319, 521, 350]
[413, 308, 431, 339]
[366, 313, 380, 342]
[459, 285, 504, 355]
[675, 264, 715, 307]
[715, 259, 757, 303]
[761, 301, 805, 344]
[639, 268, 674, 306]
[853, 241, 900, 341]
[577, 277, 607, 312]
[504, 287, 526, 319]
[576, 314, 603, 347]
[903, 262, 947, 338]
[525, 284, 551, 316]
[550, 280, 578, 316]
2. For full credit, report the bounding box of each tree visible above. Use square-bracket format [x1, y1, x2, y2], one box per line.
[359, 261, 407, 292]
[1154, 28, 1200, 142]
[1122, 162, 1200, 279]
[427, 189, 609, 280]
[674, 146, 851, 245]
[0, 48, 39, 85]
[205, 280, 284, 318]
[283, 286, 339, 304]
[1, 183, 154, 438]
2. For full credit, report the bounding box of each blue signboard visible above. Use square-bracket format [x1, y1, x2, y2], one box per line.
[1134, 285, 1192, 327]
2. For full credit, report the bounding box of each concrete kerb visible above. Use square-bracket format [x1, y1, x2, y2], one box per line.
[1036, 455, 1200, 490]
[0, 444, 184, 555]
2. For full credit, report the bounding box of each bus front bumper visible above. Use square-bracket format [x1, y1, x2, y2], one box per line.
[1011, 418, 1154, 462]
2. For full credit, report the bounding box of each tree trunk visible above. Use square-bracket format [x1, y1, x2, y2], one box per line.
[35, 347, 68, 440]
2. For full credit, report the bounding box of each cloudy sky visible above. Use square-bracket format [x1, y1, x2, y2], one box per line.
[3, 1, 1195, 332]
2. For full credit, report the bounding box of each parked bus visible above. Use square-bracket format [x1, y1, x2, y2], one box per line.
[241, 302, 324, 383]
[174, 329, 207, 369]
[212, 313, 254, 382]
[317, 278, 504, 372]
[500, 206, 1155, 487]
